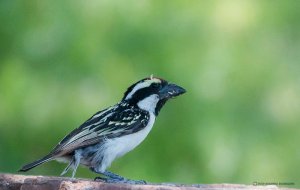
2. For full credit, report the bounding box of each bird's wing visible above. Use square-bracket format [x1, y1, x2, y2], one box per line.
[49, 105, 149, 156]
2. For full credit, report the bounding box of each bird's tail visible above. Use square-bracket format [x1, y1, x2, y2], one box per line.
[19, 154, 54, 172]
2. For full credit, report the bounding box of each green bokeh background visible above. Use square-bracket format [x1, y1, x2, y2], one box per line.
[0, 0, 299, 187]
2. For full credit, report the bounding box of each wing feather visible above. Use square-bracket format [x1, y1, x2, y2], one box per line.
[49, 105, 149, 156]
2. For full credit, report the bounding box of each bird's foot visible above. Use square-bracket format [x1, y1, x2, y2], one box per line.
[92, 169, 146, 184]
[94, 176, 146, 184]
[94, 176, 107, 181]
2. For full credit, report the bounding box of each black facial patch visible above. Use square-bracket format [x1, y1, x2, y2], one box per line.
[122, 78, 169, 113]
[155, 99, 168, 115]
[127, 82, 161, 105]
[122, 78, 167, 100]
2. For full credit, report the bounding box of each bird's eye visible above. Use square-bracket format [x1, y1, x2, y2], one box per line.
[152, 83, 160, 88]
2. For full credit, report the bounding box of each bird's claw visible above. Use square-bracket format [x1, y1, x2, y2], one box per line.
[94, 176, 107, 181]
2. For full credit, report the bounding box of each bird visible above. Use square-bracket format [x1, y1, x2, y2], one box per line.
[19, 76, 186, 184]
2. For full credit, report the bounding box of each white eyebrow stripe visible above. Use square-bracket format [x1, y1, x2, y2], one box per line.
[125, 78, 161, 100]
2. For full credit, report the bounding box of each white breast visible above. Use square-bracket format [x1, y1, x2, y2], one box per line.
[98, 112, 156, 172]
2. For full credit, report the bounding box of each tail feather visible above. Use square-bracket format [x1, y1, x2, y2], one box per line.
[19, 155, 53, 172]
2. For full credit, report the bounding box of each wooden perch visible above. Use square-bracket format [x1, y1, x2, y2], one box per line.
[0, 173, 297, 190]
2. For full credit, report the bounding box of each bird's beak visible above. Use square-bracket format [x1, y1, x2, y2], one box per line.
[159, 83, 186, 99]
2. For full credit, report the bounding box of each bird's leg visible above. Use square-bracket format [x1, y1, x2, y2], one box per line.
[71, 149, 82, 178]
[91, 168, 146, 184]
[60, 158, 74, 176]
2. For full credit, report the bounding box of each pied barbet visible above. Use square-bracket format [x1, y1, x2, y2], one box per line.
[19, 76, 186, 184]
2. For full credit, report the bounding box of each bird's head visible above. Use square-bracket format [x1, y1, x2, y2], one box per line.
[122, 76, 186, 115]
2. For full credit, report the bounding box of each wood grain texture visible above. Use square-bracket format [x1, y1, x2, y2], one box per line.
[0, 174, 297, 190]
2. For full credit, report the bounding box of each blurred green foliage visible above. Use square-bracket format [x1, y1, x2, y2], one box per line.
[0, 0, 300, 187]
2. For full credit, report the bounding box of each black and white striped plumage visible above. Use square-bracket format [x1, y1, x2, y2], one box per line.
[19, 76, 186, 183]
